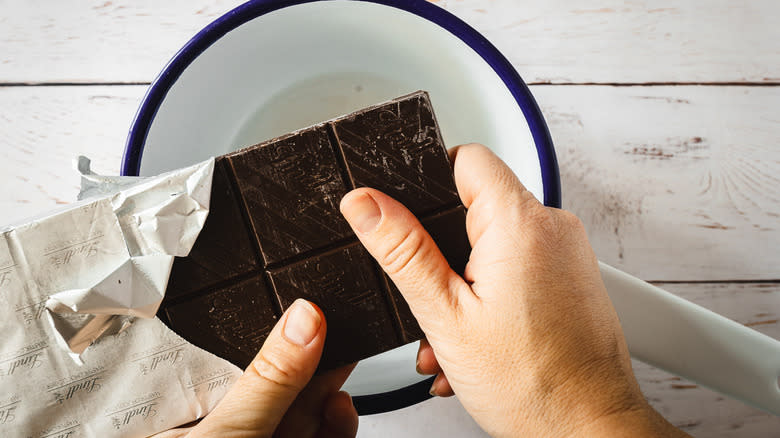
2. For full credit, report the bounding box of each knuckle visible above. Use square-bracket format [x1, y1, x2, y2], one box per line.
[558, 209, 583, 227]
[530, 209, 590, 254]
[446, 275, 467, 310]
[553, 209, 587, 239]
[251, 351, 305, 392]
[380, 227, 426, 277]
[514, 186, 544, 212]
[462, 142, 489, 153]
[503, 187, 545, 229]
[455, 143, 494, 171]
[510, 204, 562, 250]
[513, 197, 554, 231]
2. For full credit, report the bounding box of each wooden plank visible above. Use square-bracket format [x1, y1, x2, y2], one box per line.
[0, 0, 244, 84]
[0, 85, 141, 224]
[635, 360, 780, 437]
[0, 0, 778, 84]
[634, 282, 780, 437]
[532, 85, 780, 281]
[440, 0, 780, 84]
[2, 85, 779, 280]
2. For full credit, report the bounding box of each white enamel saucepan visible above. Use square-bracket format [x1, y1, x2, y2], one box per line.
[123, 0, 780, 416]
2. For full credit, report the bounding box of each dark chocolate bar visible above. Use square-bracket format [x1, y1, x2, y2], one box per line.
[158, 91, 470, 371]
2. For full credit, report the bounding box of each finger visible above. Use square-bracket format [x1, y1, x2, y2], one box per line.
[450, 143, 533, 208]
[191, 299, 325, 437]
[151, 428, 191, 438]
[151, 420, 201, 437]
[449, 144, 546, 245]
[316, 391, 359, 438]
[416, 339, 441, 375]
[429, 372, 455, 397]
[340, 188, 472, 326]
[274, 364, 357, 437]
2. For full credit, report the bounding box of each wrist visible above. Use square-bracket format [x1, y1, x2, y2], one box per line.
[578, 401, 691, 438]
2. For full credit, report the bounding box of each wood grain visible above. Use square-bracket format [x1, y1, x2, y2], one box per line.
[0, 0, 778, 84]
[440, 0, 780, 84]
[0, 85, 139, 224]
[0, 0, 244, 84]
[533, 85, 780, 281]
[636, 282, 780, 437]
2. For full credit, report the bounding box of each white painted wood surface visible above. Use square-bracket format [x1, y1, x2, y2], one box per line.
[536, 85, 780, 281]
[0, 0, 778, 436]
[1, 0, 779, 83]
[438, 0, 780, 84]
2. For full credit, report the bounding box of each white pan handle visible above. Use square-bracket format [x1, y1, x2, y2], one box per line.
[599, 262, 780, 415]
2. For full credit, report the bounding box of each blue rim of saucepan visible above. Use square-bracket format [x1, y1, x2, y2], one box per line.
[122, 0, 561, 416]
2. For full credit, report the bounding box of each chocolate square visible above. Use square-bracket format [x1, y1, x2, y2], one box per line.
[165, 159, 260, 299]
[332, 92, 460, 215]
[268, 243, 400, 369]
[164, 275, 278, 369]
[226, 126, 353, 265]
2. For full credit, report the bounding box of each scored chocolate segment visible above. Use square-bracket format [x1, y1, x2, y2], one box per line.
[385, 282, 424, 344]
[226, 126, 353, 265]
[332, 92, 460, 215]
[165, 159, 260, 299]
[268, 243, 401, 370]
[421, 206, 470, 276]
[164, 275, 278, 369]
[159, 91, 472, 372]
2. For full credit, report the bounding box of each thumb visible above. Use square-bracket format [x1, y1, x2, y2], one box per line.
[339, 188, 472, 329]
[192, 299, 326, 437]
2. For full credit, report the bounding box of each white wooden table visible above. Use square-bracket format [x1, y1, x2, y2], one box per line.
[1, 1, 778, 436]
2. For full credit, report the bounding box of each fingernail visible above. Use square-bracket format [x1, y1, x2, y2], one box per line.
[416, 359, 423, 375]
[429, 380, 438, 397]
[283, 299, 321, 346]
[341, 191, 381, 234]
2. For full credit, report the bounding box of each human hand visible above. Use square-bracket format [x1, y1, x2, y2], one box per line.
[154, 299, 358, 438]
[340, 144, 688, 438]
